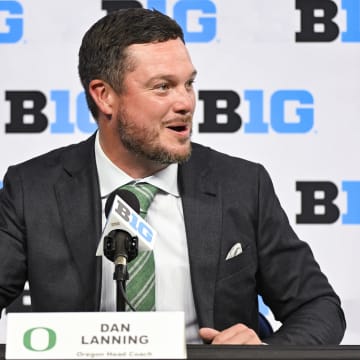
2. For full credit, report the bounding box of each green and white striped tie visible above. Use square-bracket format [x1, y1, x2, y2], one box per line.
[120, 182, 159, 311]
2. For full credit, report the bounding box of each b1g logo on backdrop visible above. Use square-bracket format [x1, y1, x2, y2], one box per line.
[4, 90, 97, 134]
[0, 0, 23, 43]
[296, 0, 360, 42]
[297, 181, 360, 224]
[101, 0, 217, 42]
[199, 89, 314, 134]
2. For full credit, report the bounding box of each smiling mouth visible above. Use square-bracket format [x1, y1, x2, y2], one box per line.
[167, 124, 188, 132]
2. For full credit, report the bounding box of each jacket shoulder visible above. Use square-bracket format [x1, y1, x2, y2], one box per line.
[6, 135, 95, 177]
[189, 142, 266, 176]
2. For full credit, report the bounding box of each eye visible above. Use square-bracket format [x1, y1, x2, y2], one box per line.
[185, 79, 195, 90]
[154, 83, 170, 91]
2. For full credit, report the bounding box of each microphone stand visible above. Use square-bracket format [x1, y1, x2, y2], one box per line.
[114, 257, 128, 312]
[104, 229, 138, 312]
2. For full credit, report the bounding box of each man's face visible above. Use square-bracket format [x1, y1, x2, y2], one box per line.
[114, 38, 197, 164]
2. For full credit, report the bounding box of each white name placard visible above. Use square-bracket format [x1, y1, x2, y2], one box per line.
[6, 312, 186, 359]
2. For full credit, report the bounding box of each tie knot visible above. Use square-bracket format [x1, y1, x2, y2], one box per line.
[120, 182, 159, 219]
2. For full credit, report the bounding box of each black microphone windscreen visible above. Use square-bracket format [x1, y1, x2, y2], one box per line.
[104, 189, 140, 218]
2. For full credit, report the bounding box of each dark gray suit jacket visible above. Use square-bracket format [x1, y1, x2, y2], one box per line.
[0, 134, 345, 344]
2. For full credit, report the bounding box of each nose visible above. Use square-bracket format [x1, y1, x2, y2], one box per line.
[173, 87, 195, 115]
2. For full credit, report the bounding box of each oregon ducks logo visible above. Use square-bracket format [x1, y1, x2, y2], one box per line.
[23, 327, 56, 351]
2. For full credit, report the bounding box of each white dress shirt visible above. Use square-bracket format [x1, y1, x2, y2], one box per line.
[94, 132, 202, 343]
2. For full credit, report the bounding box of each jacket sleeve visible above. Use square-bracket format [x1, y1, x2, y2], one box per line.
[0, 166, 28, 314]
[255, 164, 346, 344]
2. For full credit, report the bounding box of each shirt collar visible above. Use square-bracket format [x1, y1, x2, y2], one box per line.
[95, 132, 179, 198]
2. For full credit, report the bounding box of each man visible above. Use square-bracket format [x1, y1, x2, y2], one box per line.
[0, 8, 345, 345]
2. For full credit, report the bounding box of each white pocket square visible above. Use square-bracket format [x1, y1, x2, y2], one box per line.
[225, 242, 243, 260]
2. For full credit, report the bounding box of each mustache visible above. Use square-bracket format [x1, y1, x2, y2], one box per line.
[162, 115, 193, 127]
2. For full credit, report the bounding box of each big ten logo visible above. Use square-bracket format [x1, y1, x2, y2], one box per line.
[115, 197, 154, 243]
[4, 90, 97, 134]
[101, 0, 217, 43]
[296, 0, 360, 42]
[198, 89, 314, 134]
[296, 181, 360, 224]
[0, 0, 23, 43]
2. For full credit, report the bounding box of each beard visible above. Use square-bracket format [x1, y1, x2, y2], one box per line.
[115, 110, 192, 165]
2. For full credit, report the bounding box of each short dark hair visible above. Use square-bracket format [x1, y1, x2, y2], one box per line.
[78, 8, 185, 119]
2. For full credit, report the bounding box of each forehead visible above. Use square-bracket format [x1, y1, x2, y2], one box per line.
[126, 38, 195, 75]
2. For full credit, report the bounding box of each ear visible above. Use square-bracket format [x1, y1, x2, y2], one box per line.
[88, 79, 116, 117]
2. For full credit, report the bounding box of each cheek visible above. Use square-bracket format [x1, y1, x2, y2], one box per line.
[122, 93, 175, 123]
[145, 98, 172, 118]
[123, 96, 164, 118]
[191, 94, 196, 110]
[185, 90, 196, 112]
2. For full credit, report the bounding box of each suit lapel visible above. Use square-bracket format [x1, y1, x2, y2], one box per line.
[179, 144, 222, 329]
[54, 135, 102, 309]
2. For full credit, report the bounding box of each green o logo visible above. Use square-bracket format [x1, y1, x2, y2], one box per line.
[23, 327, 56, 351]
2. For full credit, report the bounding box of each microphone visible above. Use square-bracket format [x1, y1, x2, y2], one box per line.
[96, 189, 157, 258]
[100, 188, 155, 311]
[103, 189, 140, 278]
